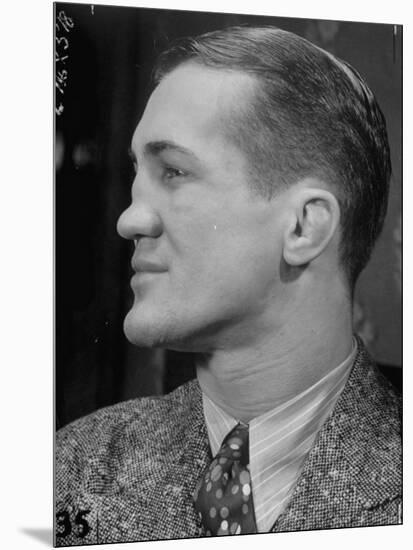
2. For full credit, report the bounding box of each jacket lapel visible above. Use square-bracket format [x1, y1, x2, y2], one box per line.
[272, 339, 401, 533]
[139, 380, 211, 540]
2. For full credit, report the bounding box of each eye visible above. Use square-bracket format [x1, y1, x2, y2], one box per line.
[164, 166, 186, 180]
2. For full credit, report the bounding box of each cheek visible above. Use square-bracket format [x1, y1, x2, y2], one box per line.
[184, 221, 278, 297]
[163, 192, 281, 291]
[164, 191, 225, 255]
[209, 213, 281, 294]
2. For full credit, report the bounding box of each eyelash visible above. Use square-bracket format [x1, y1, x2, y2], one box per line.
[130, 161, 187, 181]
[163, 166, 186, 180]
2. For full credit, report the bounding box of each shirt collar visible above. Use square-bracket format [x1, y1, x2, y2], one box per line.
[202, 337, 358, 456]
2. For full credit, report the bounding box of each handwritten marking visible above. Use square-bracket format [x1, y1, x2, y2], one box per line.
[56, 10, 74, 33]
[55, 10, 74, 116]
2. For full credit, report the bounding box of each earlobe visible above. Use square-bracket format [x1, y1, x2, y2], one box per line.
[283, 188, 340, 267]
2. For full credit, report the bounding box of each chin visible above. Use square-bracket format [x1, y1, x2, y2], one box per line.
[122, 304, 216, 352]
[123, 303, 190, 348]
[123, 310, 166, 348]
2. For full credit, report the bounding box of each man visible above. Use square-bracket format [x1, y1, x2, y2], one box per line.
[55, 25, 401, 545]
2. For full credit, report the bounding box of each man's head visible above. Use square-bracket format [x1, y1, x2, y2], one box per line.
[117, 25, 391, 350]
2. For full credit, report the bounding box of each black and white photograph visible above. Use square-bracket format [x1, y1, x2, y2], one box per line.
[53, 1, 402, 547]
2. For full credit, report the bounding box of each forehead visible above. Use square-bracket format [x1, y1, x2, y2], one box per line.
[132, 63, 255, 152]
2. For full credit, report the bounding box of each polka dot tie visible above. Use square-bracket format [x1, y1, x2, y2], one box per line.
[193, 422, 257, 536]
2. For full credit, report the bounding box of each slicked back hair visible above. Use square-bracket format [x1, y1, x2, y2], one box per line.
[153, 25, 391, 289]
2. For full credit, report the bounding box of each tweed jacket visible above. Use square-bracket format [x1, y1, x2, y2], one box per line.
[55, 340, 402, 545]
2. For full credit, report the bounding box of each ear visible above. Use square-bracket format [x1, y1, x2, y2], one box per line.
[283, 187, 340, 267]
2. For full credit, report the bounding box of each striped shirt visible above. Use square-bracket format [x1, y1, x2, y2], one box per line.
[202, 340, 357, 532]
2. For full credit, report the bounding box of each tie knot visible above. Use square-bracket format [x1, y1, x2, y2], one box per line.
[217, 422, 250, 466]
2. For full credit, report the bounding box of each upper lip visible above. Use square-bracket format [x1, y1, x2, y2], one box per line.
[131, 258, 167, 273]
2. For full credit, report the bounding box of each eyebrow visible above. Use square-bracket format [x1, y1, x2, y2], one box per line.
[128, 140, 200, 163]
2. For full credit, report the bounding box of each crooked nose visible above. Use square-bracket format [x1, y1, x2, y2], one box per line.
[117, 202, 163, 240]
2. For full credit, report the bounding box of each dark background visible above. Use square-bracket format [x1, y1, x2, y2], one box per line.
[55, 3, 402, 429]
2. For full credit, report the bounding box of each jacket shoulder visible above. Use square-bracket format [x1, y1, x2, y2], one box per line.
[56, 379, 200, 496]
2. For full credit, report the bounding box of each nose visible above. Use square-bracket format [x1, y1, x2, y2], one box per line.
[117, 200, 163, 241]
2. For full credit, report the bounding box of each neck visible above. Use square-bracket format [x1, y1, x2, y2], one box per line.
[195, 282, 353, 423]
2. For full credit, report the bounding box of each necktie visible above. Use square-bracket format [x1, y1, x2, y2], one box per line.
[193, 422, 257, 536]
